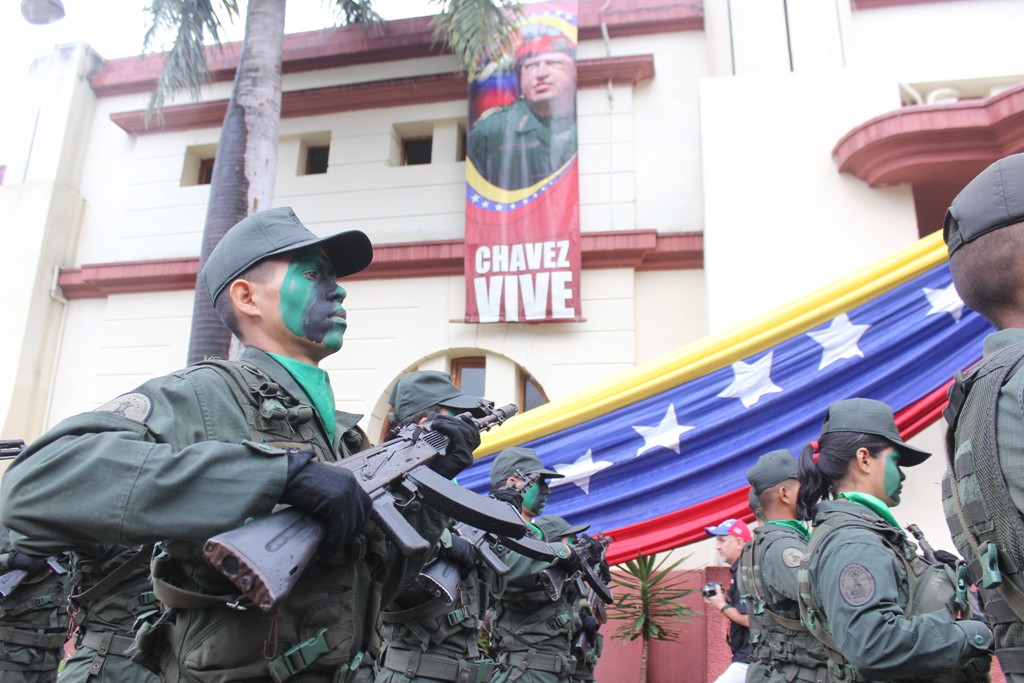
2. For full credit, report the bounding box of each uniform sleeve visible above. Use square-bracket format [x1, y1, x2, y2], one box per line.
[1, 370, 288, 554]
[762, 537, 804, 603]
[817, 530, 990, 679]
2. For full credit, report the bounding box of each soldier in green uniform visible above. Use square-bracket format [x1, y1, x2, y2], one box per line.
[467, 27, 577, 191]
[60, 544, 161, 683]
[564, 531, 608, 683]
[0, 525, 68, 683]
[943, 152, 1024, 683]
[1, 207, 480, 683]
[487, 448, 582, 683]
[796, 398, 992, 683]
[375, 370, 509, 683]
[738, 450, 827, 683]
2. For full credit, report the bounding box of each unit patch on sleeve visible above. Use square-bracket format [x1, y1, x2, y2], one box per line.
[783, 547, 804, 568]
[94, 393, 154, 423]
[838, 563, 875, 606]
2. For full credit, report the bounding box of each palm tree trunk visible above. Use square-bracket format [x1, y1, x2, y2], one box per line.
[640, 636, 649, 683]
[186, 0, 286, 364]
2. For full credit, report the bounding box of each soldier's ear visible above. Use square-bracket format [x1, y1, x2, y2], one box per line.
[229, 279, 260, 320]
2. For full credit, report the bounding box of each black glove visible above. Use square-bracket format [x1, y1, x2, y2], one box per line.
[7, 552, 49, 574]
[440, 534, 478, 578]
[491, 485, 524, 511]
[577, 535, 603, 559]
[280, 451, 372, 559]
[559, 547, 583, 573]
[428, 415, 480, 479]
[580, 611, 599, 635]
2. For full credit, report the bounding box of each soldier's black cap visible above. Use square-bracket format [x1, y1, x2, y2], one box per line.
[534, 514, 590, 540]
[945, 153, 1024, 256]
[198, 206, 373, 305]
[489, 447, 563, 486]
[820, 398, 931, 466]
[746, 449, 798, 495]
[389, 371, 484, 423]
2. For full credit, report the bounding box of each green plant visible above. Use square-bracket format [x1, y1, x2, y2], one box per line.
[609, 551, 695, 683]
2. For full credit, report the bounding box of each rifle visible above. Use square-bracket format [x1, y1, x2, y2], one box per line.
[906, 524, 939, 564]
[417, 469, 557, 604]
[0, 440, 25, 458]
[204, 404, 522, 612]
[0, 556, 68, 599]
[538, 532, 613, 605]
[572, 535, 612, 663]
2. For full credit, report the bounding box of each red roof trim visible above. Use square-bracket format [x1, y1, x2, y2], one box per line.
[832, 82, 1024, 187]
[110, 55, 654, 135]
[91, 0, 700, 97]
[58, 231, 703, 300]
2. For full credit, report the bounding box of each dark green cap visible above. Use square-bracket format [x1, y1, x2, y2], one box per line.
[945, 153, 1024, 256]
[489, 446, 563, 486]
[533, 514, 590, 540]
[389, 371, 483, 423]
[820, 398, 931, 467]
[198, 206, 373, 305]
[746, 449, 798, 495]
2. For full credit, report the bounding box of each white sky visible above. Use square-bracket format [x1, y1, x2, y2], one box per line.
[0, 0, 437, 167]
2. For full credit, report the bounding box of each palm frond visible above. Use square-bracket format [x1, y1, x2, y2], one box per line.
[431, 0, 523, 78]
[608, 551, 696, 643]
[329, 0, 383, 27]
[143, 0, 241, 125]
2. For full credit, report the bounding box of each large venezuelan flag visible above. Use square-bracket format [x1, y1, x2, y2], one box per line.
[460, 232, 992, 565]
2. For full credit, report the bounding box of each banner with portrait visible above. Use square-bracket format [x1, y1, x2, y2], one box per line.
[464, 0, 582, 323]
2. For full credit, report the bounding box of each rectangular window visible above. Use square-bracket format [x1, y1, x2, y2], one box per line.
[452, 357, 486, 398]
[305, 145, 330, 175]
[402, 138, 432, 166]
[197, 158, 215, 185]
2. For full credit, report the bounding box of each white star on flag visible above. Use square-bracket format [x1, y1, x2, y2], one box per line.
[550, 449, 615, 494]
[717, 352, 783, 408]
[924, 284, 965, 322]
[807, 313, 871, 370]
[633, 403, 694, 457]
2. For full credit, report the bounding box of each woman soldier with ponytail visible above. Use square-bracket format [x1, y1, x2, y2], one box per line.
[796, 398, 992, 683]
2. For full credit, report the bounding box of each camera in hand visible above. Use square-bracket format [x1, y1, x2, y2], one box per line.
[701, 581, 723, 598]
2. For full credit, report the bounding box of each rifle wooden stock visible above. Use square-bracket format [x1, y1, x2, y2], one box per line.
[204, 404, 519, 612]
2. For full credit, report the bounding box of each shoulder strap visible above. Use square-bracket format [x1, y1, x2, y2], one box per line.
[70, 544, 154, 607]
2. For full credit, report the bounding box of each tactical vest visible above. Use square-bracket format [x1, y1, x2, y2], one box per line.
[0, 543, 69, 672]
[739, 525, 827, 683]
[378, 556, 494, 682]
[943, 341, 1024, 677]
[798, 506, 971, 683]
[490, 548, 580, 680]
[66, 544, 158, 676]
[147, 358, 382, 683]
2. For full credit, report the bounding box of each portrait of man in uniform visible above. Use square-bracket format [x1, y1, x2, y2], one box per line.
[467, 22, 578, 192]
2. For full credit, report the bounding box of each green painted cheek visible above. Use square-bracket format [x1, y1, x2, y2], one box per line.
[884, 454, 902, 501]
[279, 262, 312, 339]
[523, 482, 548, 515]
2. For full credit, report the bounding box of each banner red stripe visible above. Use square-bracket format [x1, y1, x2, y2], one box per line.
[601, 378, 957, 565]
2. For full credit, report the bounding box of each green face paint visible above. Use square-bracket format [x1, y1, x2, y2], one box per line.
[523, 481, 549, 516]
[883, 449, 905, 506]
[279, 248, 346, 351]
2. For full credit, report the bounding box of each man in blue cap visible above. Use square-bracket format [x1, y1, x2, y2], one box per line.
[1, 207, 481, 682]
[944, 152, 1024, 683]
[704, 517, 752, 683]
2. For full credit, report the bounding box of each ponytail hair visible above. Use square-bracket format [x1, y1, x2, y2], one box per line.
[796, 431, 894, 520]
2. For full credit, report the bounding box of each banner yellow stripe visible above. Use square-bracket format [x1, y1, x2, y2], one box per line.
[478, 232, 949, 456]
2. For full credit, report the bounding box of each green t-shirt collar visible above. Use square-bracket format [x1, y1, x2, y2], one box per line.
[835, 492, 903, 533]
[766, 519, 810, 540]
[267, 353, 336, 445]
